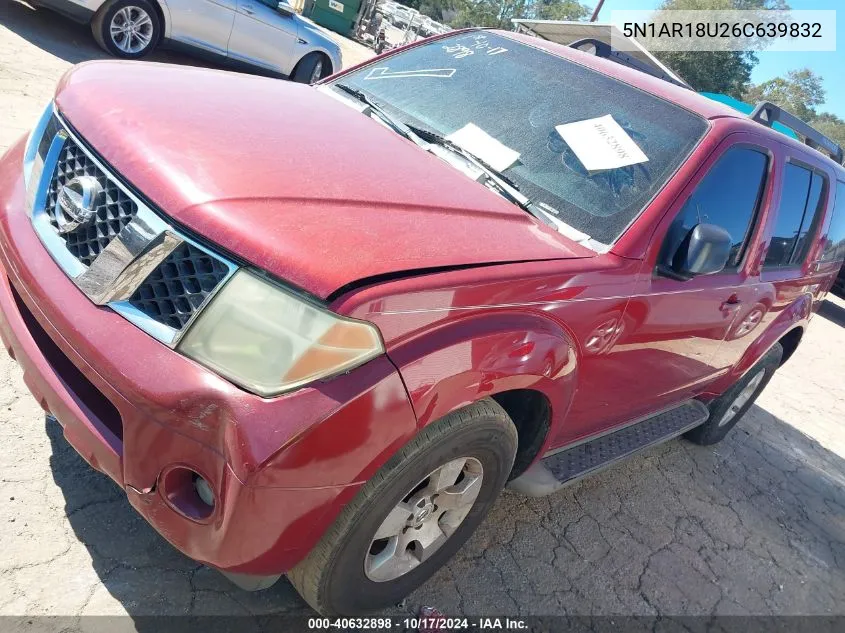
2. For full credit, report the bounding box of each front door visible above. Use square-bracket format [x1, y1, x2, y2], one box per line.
[166, 0, 238, 56]
[228, 0, 299, 74]
[604, 142, 772, 423]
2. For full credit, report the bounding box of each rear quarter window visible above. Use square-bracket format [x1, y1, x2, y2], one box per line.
[821, 180, 845, 263]
[765, 163, 828, 267]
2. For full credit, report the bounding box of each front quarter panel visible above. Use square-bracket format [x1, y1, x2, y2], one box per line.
[388, 311, 578, 431]
[295, 19, 342, 73]
[334, 255, 641, 457]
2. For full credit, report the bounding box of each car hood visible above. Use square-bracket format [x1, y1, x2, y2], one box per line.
[54, 62, 593, 299]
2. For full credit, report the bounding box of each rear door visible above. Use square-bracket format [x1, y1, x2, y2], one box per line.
[228, 0, 299, 74]
[758, 149, 835, 331]
[818, 181, 845, 295]
[166, 0, 237, 56]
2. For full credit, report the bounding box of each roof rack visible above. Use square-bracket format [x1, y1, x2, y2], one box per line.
[750, 101, 844, 164]
[567, 37, 691, 90]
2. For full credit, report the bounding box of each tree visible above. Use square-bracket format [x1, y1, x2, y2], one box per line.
[651, 0, 789, 99]
[657, 49, 757, 98]
[449, 0, 588, 29]
[813, 114, 845, 151]
[744, 69, 825, 121]
[535, 0, 588, 21]
[742, 69, 845, 155]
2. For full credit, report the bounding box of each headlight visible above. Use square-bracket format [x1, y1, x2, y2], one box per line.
[177, 270, 384, 397]
[23, 101, 55, 190]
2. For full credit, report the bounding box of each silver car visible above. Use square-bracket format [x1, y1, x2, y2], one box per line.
[33, 0, 343, 83]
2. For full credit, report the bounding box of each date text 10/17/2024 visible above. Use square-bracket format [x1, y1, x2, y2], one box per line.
[307, 617, 529, 630]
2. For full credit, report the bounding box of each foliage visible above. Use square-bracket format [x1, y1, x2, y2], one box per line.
[743, 69, 845, 153]
[744, 69, 825, 121]
[651, 0, 789, 99]
[412, 0, 587, 30]
[534, 0, 588, 21]
[656, 50, 757, 99]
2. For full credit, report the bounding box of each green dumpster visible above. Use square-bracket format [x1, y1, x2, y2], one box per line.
[310, 0, 362, 36]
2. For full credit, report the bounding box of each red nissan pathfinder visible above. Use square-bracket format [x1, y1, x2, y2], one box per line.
[1, 29, 844, 615]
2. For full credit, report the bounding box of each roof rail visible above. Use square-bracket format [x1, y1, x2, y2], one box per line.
[750, 101, 844, 164]
[567, 37, 692, 90]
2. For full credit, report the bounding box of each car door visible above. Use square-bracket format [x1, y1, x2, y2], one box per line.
[165, 0, 238, 56]
[758, 150, 834, 339]
[613, 140, 774, 420]
[227, 0, 298, 74]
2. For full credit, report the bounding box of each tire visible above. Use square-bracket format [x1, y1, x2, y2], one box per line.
[288, 399, 518, 615]
[292, 52, 328, 84]
[684, 342, 783, 446]
[91, 0, 161, 59]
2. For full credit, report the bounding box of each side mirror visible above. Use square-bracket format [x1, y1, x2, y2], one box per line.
[277, 1, 294, 15]
[663, 223, 732, 280]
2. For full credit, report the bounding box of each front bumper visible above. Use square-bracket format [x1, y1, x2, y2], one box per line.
[0, 138, 418, 575]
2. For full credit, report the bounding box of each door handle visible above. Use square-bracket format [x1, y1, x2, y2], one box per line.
[241, 4, 254, 14]
[720, 296, 742, 311]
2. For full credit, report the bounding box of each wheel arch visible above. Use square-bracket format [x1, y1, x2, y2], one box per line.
[387, 309, 580, 475]
[776, 325, 803, 366]
[490, 389, 552, 479]
[713, 293, 811, 395]
[291, 49, 334, 81]
[149, 0, 171, 39]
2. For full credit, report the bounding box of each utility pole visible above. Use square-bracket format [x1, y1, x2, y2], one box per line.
[590, 0, 606, 22]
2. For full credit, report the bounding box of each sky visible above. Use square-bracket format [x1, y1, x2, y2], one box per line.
[595, 0, 845, 119]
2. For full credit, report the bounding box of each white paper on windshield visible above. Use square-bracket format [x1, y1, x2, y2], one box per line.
[446, 123, 520, 172]
[554, 115, 648, 172]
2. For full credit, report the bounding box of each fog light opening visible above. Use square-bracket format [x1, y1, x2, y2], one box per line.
[194, 475, 215, 508]
[160, 466, 216, 521]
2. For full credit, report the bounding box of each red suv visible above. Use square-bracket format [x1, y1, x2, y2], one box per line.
[1, 30, 844, 615]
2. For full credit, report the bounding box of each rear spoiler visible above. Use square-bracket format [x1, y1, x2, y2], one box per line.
[750, 101, 844, 165]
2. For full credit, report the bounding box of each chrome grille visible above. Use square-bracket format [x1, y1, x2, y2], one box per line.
[45, 138, 138, 267]
[128, 242, 230, 330]
[27, 109, 237, 347]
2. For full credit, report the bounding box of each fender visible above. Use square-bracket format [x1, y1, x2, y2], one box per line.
[387, 310, 579, 436]
[709, 292, 810, 395]
[291, 47, 338, 78]
[145, 0, 173, 39]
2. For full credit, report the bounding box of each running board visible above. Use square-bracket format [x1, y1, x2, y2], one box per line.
[507, 400, 709, 497]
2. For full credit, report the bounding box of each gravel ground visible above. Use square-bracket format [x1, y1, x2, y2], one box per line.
[1, 1, 844, 624]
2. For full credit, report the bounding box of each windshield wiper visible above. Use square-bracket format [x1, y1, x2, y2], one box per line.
[405, 124, 564, 228]
[406, 125, 523, 191]
[334, 84, 427, 149]
[332, 86, 559, 230]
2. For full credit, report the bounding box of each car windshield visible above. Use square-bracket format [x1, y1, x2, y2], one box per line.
[328, 31, 708, 245]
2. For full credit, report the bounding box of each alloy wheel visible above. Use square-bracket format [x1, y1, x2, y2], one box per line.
[110, 6, 154, 54]
[310, 59, 324, 84]
[718, 369, 765, 427]
[364, 457, 483, 582]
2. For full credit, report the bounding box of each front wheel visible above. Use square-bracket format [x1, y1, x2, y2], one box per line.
[291, 52, 328, 84]
[684, 342, 782, 446]
[288, 399, 517, 615]
[91, 0, 161, 59]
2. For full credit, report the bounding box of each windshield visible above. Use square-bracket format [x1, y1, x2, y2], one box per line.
[328, 31, 708, 245]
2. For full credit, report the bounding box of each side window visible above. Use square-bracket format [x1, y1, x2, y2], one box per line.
[765, 163, 828, 267]
[660, 147, 768, 271]
[821, 181, 845, 263]
[792, 172, 825, 263]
